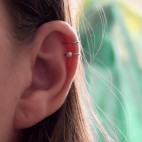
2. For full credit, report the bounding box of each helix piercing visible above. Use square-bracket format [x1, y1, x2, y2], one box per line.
[63, 41, 80, 45]
[64, 52, 81, 58]
[63, 41, 80, 57]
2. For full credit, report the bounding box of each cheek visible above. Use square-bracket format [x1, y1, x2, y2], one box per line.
[0, 45, 22, 127]
[0, 3, 27, 135]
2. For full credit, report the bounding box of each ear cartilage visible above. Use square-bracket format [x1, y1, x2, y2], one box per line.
[63, 41, 80, 45]
[64, 52, 81, 58]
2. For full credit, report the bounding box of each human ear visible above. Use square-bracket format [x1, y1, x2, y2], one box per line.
[14, 21, 80, 129]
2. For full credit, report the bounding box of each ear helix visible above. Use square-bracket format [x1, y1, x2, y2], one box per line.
[63, 41, 81, 58]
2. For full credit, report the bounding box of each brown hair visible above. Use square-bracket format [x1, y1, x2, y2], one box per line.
[5, 0, 94, 142]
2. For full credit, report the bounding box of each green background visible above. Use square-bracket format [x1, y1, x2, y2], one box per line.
[79, 0, 142, 141]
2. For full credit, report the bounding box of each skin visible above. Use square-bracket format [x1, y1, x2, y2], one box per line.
[0, 1, 31, 141]
[0, 1, 80, 142]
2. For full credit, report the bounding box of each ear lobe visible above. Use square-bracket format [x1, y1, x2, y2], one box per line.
[14, 21, 80, 129]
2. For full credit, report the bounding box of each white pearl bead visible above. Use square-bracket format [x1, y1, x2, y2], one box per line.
[66, 52, 73, 57]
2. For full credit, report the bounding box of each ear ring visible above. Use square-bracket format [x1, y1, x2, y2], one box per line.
[63, 41, 80, 45]
[63, 41, 81, 58]
[64, 52, 81, 57]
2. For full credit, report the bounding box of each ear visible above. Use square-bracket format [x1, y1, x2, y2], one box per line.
[14, 21, 80, 129]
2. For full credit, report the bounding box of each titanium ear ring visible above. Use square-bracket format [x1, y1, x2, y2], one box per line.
[63, 41, 80, 45]
[63, 41, 81, 58]
[64, 52, 81, 57]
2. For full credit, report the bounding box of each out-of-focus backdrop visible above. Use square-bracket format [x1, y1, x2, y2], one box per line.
[77, 0, 142, 141]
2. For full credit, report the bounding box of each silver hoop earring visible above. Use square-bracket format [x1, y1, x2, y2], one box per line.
[63, 41, 80, 45]
[63, 41, 81, 58]
[64, 52, 81, 58]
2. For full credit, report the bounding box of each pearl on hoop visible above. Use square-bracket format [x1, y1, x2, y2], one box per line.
[66, 52, 73, 57]
[65, 52, 81, 58]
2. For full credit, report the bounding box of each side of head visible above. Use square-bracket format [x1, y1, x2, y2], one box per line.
[0, 0, 92, 142]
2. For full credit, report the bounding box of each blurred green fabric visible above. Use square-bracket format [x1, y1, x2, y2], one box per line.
[79, 0, 142, 141]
